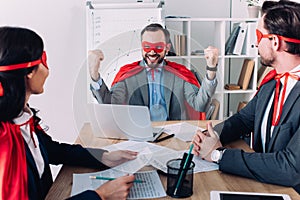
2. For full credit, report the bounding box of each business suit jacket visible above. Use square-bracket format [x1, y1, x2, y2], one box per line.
[91, 60, 217, 120]
[215, 79, 300, 192]
[27, 114, 108, 199]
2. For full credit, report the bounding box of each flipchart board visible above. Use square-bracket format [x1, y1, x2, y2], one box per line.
[86, 1, 164, 97]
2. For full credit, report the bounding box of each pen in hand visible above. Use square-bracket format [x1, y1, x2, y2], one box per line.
[89, 176, 145, 183]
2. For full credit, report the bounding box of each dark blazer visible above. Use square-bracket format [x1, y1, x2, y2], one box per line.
[26, 117, 108, 200]
[215, 80, 300, 192]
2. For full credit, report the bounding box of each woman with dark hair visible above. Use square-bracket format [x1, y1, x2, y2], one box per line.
[0, 26, 138, 200]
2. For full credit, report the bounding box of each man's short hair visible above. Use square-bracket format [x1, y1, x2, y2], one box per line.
[140, 23, 170, 43]
[262, 0, 300, 55]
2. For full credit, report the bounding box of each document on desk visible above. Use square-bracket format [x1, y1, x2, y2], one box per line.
[162, 122, 204, 142]
[101, 140, 218, 174]
[71, 169, 166, 199]
[193, 155, 219, 173]
[103, 141, 182, 173]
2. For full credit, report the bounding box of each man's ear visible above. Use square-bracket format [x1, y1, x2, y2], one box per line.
[272, 35, 281, 51]
[166, 43, 171, 52]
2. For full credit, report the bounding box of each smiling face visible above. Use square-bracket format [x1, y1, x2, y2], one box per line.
[141, 30, 170, 68]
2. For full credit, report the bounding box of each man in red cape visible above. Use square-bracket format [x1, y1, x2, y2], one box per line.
[192, 0, 300, 194]
[89, 23, 218, 121]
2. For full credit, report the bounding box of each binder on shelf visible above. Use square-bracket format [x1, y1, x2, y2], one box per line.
[242, 22, 257, 56]
[224, 59, 255, 90]
[225, 23, 240, 55]
[237, 59, 255, 90]
[174, 34, 186, 56]
[233, 22, 248, 55]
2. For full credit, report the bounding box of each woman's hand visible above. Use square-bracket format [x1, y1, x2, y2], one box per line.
[101, 150, 138, 167]
[95, 174, 135, 200]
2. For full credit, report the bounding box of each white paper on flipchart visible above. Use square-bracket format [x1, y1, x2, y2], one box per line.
[162, 122, 205, 142]
[71, 170, 166, 199]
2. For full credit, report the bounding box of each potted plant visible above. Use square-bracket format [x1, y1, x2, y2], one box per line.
[245, 0, 261, 18]
[246, 0, 260, 6]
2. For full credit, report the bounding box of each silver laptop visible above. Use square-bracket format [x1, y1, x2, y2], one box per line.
[87, 103, 164, 142]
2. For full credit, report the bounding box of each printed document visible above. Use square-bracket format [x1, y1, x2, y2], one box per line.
[103, 141, 182, 173]
[71, 169, 166, 199]
[102, 140, 218, 173]
[162, 122, 204, 142]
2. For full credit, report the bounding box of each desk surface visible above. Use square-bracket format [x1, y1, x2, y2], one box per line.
[46, 121, 300, 200]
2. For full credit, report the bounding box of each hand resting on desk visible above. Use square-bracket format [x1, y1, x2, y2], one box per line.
[192, 122, 222, 161]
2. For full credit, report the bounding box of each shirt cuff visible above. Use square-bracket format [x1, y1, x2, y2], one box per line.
[90, 78, 103, 90]
[205, 74, 217, 86]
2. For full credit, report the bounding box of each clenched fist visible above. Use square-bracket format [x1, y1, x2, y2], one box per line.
[88, 49, 104, 81]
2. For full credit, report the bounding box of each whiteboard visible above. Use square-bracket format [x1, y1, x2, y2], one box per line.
[86, 2, 164, 102]
[86, 2, 164, 48]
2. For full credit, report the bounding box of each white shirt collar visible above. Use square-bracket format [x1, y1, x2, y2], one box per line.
[13, 106, 33, 125]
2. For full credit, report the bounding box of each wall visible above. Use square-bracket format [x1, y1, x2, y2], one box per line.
[0, 0, 87, 177]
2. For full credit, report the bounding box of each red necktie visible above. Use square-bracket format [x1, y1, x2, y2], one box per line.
[272, 71, 300, 126]
[147, 66, 161, 81]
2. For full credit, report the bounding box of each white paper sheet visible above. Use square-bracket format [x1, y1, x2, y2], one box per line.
[102, 140, 218, 173]
[192, 155, 219, 173]
[162, 122, 205, 142]
[71, 169, 166, 199]
[102, 141, 181, 173]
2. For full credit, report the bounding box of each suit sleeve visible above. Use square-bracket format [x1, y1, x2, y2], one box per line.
[184, 75, 217, 111]
[217, 94, 300, 190]
[66, 190, 101, 200]
[216, 94, 256, 145]
[37, 132, 109, 169]
[90, 81, 112, 104]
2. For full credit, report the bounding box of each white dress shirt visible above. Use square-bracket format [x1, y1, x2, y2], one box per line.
[13, 107, 45, 178]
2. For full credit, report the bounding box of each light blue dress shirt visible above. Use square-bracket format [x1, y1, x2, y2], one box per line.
[145, 62, 168, 121]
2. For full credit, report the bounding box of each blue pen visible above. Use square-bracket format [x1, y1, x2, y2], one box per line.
[89, 176, 145, 183]
[173, 144, 194, 196]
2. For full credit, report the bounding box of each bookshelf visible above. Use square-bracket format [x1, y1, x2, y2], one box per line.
[165, 17, 259, 120]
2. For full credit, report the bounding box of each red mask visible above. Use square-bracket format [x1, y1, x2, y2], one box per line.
[0, 51, 48, 71]
[256, 29, 300, 45]
[142, 41, 166, 53]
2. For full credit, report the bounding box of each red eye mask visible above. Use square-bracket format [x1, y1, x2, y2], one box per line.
[256, 29, 300, 45]
[142, 41, 166, 53]
[0, 51, 48, 71]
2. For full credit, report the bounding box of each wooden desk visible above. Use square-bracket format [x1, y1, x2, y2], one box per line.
[46, 121, 300, 200]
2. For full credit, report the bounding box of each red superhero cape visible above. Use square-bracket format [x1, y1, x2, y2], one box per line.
[0, 122, 29, 200]
[256, 69, 277, 94]
[0, 116, 45, 200]
[111, 60, 205, 120]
